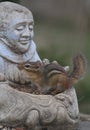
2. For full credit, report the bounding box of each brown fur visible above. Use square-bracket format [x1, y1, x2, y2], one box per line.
[17, 54, 86, 95]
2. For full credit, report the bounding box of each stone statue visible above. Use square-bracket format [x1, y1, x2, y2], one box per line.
[0, 1, 87, 130]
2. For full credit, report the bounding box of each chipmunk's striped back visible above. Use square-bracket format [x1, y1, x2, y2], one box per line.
[43, 63, 67, 78]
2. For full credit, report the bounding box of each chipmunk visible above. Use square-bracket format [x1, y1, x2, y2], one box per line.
[18, 54, 86, 95]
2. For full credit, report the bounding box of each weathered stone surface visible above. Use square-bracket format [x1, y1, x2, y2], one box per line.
[0, 82, 79, 130]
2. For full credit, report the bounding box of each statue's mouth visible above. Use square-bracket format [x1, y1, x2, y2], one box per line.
[19, 38, 31, 45]
[20, 40, 29, 44]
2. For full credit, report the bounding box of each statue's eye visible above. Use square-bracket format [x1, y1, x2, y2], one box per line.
[24, 64, 30, 69]
[29, 25, 33, 31]
[16, 26, 25, 31]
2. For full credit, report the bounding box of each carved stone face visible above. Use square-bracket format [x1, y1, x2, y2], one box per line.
[5, 12, 34, 53]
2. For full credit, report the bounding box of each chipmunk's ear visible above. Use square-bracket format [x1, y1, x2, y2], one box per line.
[69, 53, 87, 85]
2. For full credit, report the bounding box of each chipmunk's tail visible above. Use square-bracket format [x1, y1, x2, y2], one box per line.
[69, 54, 87, 85]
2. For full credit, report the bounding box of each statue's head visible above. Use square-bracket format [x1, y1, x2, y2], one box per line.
[0, 2, 34, 53]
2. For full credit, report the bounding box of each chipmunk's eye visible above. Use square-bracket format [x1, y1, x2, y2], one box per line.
[24, 64, 30, 69]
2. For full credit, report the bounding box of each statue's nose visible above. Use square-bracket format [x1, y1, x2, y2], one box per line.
[22, 27, 31, 37]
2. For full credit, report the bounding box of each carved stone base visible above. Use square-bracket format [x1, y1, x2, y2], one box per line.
[0, 82, 79, 130]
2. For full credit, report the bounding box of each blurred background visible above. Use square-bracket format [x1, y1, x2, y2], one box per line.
[1, 0, 90, 114]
